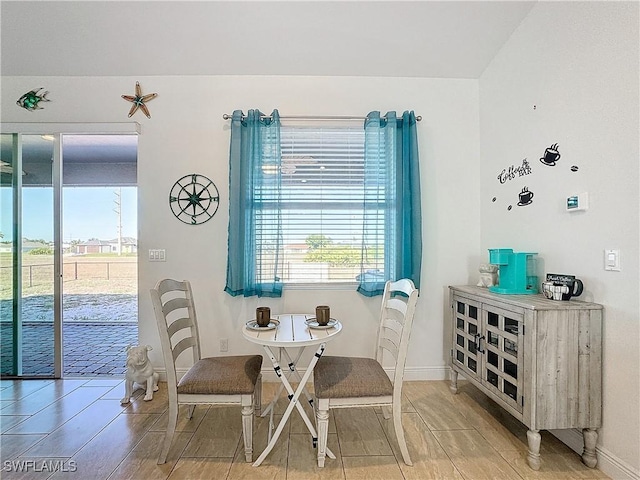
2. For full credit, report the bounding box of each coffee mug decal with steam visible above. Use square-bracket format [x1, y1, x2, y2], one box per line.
[540, 143, 561, 166]
[517, 186, 534, 206]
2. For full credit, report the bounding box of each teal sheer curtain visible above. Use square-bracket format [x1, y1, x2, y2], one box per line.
[357, 111, 422, 297]
[225, 109, 284, 297]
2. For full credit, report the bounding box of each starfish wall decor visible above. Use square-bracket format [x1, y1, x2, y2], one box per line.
[121, 81, 157, 118]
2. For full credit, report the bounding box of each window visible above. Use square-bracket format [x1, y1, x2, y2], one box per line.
[257, 124, 377, 283]
[225, 109, 421, 298]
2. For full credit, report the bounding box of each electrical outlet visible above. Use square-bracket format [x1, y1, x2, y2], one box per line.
[220, 338, 228, 352]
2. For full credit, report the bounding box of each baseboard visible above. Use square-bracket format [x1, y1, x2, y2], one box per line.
[394, 365, 449, 381]
[550, 429, 639, 480]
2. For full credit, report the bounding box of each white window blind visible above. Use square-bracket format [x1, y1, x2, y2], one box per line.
[254, 124, 386, 284]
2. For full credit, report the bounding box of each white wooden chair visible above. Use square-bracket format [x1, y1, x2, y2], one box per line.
[313, 278, 419, 467]
[150, 279, 262, 464]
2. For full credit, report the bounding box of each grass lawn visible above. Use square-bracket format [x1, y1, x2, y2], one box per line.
[1, 252, 137, 300]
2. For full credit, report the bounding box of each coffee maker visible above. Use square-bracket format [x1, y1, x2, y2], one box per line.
[488, 248, 538, 295]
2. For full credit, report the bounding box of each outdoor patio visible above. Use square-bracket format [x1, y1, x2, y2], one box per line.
[1, 288, 138, 377]
[0, 322, 138, 377]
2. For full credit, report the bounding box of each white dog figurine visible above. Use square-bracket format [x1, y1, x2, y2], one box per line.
[121, 345, 159, 404]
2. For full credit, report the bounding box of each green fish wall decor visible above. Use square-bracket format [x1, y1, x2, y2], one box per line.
[16, 88, 50, 111]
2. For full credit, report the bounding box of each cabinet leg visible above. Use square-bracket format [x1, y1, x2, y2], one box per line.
[582, 428, 598, 468]
[449, 369, 458, 394]
[526, 429, 541, 470]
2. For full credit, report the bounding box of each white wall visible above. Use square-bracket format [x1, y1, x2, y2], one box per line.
[1, 74, 480, 379]
[479, 2, 639, 478]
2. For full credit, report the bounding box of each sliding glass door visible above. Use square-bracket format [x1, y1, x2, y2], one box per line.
[1, 133, 59, 376]
[1, 124, 139, 378]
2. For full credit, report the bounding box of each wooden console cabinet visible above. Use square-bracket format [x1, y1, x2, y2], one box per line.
[448, 285, 603, 470]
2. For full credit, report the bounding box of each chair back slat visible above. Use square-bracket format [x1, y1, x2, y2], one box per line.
[381, 316, 403, 336]
[378, 337, 399, 359]
[157, 278, 189, 296]
[386, 297, 408, 317]
[389, 278, 416, 297]
[162, 297, 191, 316]
[172, 336, 198, 362]
[167, 316, 194, 339]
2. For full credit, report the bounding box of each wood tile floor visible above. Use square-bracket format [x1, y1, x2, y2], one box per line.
[1, 378, 610, 480]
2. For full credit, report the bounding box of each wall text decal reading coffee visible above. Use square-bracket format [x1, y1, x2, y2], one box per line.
[497, 158, 532, 184]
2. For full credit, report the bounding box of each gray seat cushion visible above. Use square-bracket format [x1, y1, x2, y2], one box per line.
[314, 356, 393, 399]
[177, 355, 262, 395]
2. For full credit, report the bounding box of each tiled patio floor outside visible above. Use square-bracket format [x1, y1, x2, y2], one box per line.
[0, 322, 138, 377]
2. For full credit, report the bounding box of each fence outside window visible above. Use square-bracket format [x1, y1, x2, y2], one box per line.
[0, 257, 137, 298]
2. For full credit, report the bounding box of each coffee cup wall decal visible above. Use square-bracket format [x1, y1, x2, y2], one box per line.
[540, 143, 561, 166]
[517, 186, 534, 206]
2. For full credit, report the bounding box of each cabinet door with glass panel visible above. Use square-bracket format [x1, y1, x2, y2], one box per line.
[451, 295, 524, 414]
[482, 303, 524, 414]
[451, 296, 482, 382]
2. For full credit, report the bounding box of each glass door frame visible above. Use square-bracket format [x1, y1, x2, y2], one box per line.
[1, 122, 140, 378]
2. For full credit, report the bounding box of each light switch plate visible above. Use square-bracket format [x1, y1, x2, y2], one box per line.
[149, 249, 166, 262]
[604, 249, 620, 271]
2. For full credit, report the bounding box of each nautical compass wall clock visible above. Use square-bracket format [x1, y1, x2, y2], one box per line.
[169, 174, 220, 225]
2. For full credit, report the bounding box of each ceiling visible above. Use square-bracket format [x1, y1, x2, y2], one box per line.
[1, 1, 536, 79]
[1, 135, 138, 186]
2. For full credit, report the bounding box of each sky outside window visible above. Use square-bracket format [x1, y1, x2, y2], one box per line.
[0, 186, 137, 243]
